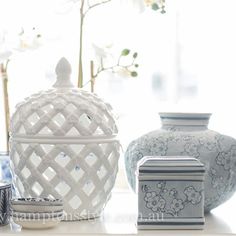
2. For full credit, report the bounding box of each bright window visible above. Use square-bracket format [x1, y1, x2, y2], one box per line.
[1, 0, 236, 191]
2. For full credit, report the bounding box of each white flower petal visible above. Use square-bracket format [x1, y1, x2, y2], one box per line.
[92, 44, 108, 59]
[114, 67, 131, 78]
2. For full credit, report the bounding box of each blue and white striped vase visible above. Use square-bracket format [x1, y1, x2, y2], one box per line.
[124, 112, 236, 212]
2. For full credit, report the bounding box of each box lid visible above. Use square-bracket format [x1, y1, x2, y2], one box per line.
[137, 156, 205, 176]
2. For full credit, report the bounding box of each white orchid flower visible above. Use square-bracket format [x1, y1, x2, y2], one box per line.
[92, 44, 109, 59]
[114, 67, 131, 78]
[92, 42, 114, 65]
[15, 28, 42, 52]
[0, 27, 42, 64]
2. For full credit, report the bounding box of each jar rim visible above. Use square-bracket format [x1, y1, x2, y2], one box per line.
[0, 182, 11, 189]
[159, 112, 212, 120]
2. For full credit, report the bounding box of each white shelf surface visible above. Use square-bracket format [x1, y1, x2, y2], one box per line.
[1, 191, 236, 236]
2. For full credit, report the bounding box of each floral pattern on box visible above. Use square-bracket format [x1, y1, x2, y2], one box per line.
[141, 181, 203, 217]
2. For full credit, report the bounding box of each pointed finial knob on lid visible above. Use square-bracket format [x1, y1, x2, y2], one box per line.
[53, 57, 74, 88]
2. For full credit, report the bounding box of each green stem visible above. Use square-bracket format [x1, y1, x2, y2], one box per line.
[78, 0, 112, 88]
[90, 60, 95, 93]
[1, 62, 10, 152]
[78, 0, 85, 88]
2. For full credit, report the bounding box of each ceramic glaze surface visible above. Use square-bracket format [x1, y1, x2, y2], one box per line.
[11, 197, 62, 203]
[0, 183, 11, 225]
[11, 197, 63, 213]
[10, 58, 120, 220]
[137, 157, 205, 230]
[125, 113, 236, 212]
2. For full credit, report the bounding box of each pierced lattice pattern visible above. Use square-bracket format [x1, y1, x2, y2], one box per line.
[11, 89, 118, 137]
[10, 141, 119, 219]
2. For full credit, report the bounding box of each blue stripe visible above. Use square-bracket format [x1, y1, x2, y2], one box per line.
[137, 221, 204, 226]
[160, 117, 209, 120]
[139, 170, 205, 174]
[139, 179, 203, 182]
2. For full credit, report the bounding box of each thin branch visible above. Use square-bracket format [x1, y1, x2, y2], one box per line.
[95, 65, 115, 77]
[82, 79, 92, 87]
[83, 64, 120, 88]
[5, 59, 10, 72]
[83, 54, 138, 90]
[94, 60, 135, 78]
[84, 0, 112, 17]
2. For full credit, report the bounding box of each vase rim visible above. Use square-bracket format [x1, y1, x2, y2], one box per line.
[159, 112, 212, 120]
[0, 182, 11, 189]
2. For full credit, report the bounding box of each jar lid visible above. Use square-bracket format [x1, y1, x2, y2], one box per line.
[159, 112, 211, 127]
[159, 112, 212, 119]
[138, 156, 205, 176]
[10, 58, 118, 140]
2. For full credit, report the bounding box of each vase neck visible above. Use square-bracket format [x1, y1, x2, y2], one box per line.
[159, 113, 211, 131]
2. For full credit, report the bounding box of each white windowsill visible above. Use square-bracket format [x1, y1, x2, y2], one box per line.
[1, 191, 236, 236]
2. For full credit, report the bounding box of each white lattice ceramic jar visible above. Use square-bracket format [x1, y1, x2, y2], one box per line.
[10, 58, 120, 220]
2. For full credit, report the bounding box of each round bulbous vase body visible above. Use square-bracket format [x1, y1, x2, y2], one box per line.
[124, 113, 236, 212]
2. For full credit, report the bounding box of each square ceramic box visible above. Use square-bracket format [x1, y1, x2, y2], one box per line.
[137, 156, 205, 230]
